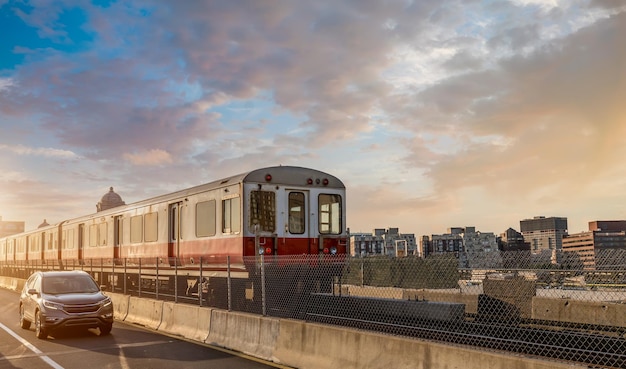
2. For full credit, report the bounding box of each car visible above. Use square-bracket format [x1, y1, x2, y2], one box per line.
[19, 270, 114, 339]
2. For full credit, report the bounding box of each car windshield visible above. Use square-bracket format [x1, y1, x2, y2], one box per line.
[42, 275, 100, 294]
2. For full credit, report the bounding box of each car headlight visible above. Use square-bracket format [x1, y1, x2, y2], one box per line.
[100, 297, 112, 308]
[43, 300, 64, 310]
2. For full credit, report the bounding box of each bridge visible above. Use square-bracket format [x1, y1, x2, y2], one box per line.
[3, 251, 626, 369]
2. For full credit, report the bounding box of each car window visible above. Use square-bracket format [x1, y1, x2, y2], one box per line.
[25, 275, 36, 290]
[42, 275, 100, 294]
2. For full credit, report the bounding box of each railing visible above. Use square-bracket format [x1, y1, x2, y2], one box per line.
[3, 250, 626, 367]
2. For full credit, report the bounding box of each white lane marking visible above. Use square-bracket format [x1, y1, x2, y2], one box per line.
[0, 322, 65, 369]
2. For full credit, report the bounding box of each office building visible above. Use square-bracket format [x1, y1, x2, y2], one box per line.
[520, 216, 568, 253]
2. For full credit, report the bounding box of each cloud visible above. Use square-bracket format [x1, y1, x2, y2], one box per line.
[1, 0, 625, 235]
[0, 144, 78, 159]
[123, 149, 173, 166]
[0, 77, 16, 91]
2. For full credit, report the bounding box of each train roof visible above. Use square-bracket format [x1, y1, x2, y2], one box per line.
[0, 166, 345, 235]
[63, 165, 344, 222]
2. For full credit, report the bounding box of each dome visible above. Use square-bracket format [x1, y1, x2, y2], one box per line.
[97, 187, 126, 212]
[38, 219, 50, 228]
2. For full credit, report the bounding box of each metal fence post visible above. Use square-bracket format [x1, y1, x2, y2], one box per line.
[123, 258, 127, 295]
[261, 254, 266, 316]
[199, 257, 203, 307]
[138, 258, 142, 298]
[155, 257, 159, 300]
[227, 255, 232, 311]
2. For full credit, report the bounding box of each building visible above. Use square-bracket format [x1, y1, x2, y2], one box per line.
[422, 230, 463, 257]
[563, 220, 626, 269]
[462, 227, 497, 253]
[499, 228, 530, 251]
[350, 232, 384, 256]
[520, 216, 568, 253]
[96, 187, 126, 212]
[350, 228, 417, 257]
[0, 216, 25, 238]
[422, 226, 498, 257]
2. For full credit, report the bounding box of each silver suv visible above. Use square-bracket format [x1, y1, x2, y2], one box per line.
[19, 271, 114, 339]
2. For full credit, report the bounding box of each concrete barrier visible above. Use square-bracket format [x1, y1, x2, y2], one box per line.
[108, 293, 129, 321]
[15, 278, 24, 293]
[125, 296, 163, 330]
[533, 297, 626, 327]
[0, 276, 9, 290]
[206, 309, 279, 361]
[272, 319, 585, 369]
[158, 301, 212, 342]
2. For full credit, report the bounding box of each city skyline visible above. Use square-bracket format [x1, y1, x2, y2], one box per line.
[1, 1, 625, 237]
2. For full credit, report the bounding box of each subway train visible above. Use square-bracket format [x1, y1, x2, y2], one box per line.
[0, 166, 348, 309]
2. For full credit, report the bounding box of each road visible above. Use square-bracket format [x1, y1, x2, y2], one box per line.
[0, 288, 286, 369]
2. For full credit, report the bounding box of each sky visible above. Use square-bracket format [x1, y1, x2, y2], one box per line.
[1, 0, 625, 238]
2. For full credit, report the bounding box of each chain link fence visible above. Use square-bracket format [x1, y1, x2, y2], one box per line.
[3, 250, 626, 367]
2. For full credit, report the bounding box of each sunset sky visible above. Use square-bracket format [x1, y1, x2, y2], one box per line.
[1, 0, 625, 238]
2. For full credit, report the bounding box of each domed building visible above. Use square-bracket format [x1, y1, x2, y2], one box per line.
[97, 187, 126, 212]
[38, 219, 50, 228]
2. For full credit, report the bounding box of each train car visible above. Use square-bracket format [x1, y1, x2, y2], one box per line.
[0, 166, 348, 309]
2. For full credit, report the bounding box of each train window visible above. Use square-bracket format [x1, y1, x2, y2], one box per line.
[319, 194, 342, 235]
[288, 192, 305, 234]
[196, 200, 217, 237]
[67, 229, 75, 249]
[222, 197, 241, 234]
[89, 224, 98, 247]
[145, 212, 158, 242]
[99, 222, 107, 246]
[130, 215, 143, 243]
[250, 191, 275, 232]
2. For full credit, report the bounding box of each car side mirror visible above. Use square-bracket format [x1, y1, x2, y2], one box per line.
[100, 285, 107, 291]
[27, 288, 39, 296]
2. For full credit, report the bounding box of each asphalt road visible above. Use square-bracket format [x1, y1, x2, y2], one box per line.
[0, 288, 287, 369]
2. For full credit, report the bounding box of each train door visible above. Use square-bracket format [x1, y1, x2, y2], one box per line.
[113, 216, 122, 260]
[286, 190, 310, 254]
[168, 202, 183, 263]
[78, 224, 84, 260]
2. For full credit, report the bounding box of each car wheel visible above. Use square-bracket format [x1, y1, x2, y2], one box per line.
[34, 311, 47, 339]
[100, 323, 112, 336]
[19, 305, 31, 330]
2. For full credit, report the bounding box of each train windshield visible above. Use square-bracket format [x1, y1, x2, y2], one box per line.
[319, 194, 342, 235]
[250, 190, 276, 232]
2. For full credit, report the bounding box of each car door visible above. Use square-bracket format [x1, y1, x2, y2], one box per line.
[22, 274, 39, 322]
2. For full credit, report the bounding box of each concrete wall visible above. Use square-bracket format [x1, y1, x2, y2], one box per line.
[1, 277, 586, 369]
[533, 297, 626, 327]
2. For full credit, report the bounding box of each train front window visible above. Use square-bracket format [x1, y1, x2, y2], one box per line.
[250, 191, 275, 232]
[288, 192, 305, 234]
[319, 194, 342, 235]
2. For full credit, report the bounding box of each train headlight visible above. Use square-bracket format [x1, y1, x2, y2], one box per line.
[258, 247, 265, 255]
[330, 246, 338, 255]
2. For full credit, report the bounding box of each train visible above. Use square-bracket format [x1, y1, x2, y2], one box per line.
[0, 166, 348, 310]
